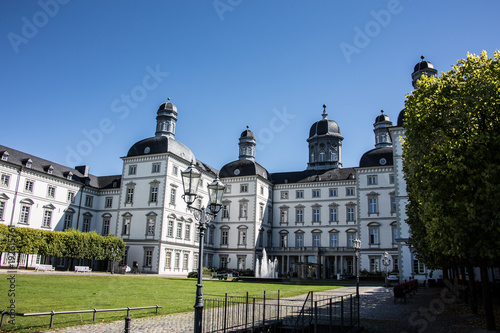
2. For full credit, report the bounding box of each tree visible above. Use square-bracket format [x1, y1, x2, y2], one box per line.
[403, 51, 500, 329]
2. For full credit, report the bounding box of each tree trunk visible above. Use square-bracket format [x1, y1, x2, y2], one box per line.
[480, 264, 495, 330]
[467, 264, 478, 314]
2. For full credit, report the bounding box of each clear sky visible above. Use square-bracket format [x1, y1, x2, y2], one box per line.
[1, 1, 499, 176]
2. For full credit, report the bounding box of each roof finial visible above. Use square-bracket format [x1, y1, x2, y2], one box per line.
[246, 125, 249, 129]
[420, 55, 425, 60]
[322, 104, 328, 120]
[381, 109, 384, 114]
[167, 97, 171, 102]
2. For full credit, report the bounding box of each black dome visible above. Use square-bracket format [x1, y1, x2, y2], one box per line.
[397, 109, 406, 127]
[359, 147, 394, 167]
[413, 58, 435, 73]
[127, 136, 194, 161]
[309, 119, 342, 139]
[220, 159, 270, 180]
[240, 129, 255, 138]
[375, 112, 391, 124]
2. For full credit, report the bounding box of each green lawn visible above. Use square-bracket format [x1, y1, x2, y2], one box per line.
[0, 274, 343, 332]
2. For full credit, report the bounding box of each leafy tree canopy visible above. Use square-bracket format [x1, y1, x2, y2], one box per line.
[403, 51, 500, 267]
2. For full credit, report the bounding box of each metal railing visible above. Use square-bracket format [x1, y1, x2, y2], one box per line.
[0, 305, 162, 329]
[202, 290, 359, 333]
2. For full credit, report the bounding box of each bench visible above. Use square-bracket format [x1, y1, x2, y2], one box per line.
[74, 266, 92, 273]
[35, 264, 55, 272]
[393, 279, 419, 303]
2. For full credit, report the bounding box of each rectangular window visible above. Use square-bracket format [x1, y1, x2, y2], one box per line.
[220, 256, 228, 269]
[370, 258, 380, 272]
[296, 190, 304, 199]
[347, 233, 355, 247]
[280, 191, 288, 199]
[165, 251, 172, 270]
[183, 253, 189, 270]
[175, 252, 180, 269]
[176, 222, 182, 238]
[389, 174, 395, 184]
[42, 210, 52, 228]
[368, 175, 377, 185]
[172, 165, 178, 175]
[295, 234, 303, 247]
[25, 180, 34, 192]
[122, 217, 130, 235]
[329, 188, 338, 197]
[19, 206, 30, 224]
[222, 204, 229, 219]
[392, 226, 398, 244]
[105, 197, 113, 208]
[280, 209, 288, 224]
[170, 188, 176, 205]
[346, 187, 355, 196]
[240, 184, 248, 193]
[85, 195, 93, 208]
[221, 230, 228, 245]
[209, 227, 214, 245]
[152, 163, 161, 173]
[102, 218, 110, 235]
[312, 208, 321, 223]
[82, 216, 91, 232]
[239, 202, 248, 218]
[391, 196, 397, 213]
[347, 207, 355, 221]
[368, 198, 378, 214]
[312, 189, 320, 198]
[150, 186, 158, 203]
[280, 234, 288, 247]
[68, 191, 75, 203]
[313, 234, 321, 247]
[296, 209, 303, 223]
[0, 201, 5, 221]
[185, 224, 191, 240]
[369, 228, 379, 244]
[167, 220, 174, 237]
[329, 207, 338, 222]
[128, 165, 137, 175]
[147, 217, 155, 236]
[238, 230, 246, 245]
[126, 188, 134, 204]
[330, 233, 338, 247]
[63, 214, 72, 230]
[1, 174, 10, 187]
[47, 186, 56, 198]
[144, 248, 153, 267]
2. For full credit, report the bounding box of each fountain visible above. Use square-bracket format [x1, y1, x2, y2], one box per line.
[255, 248, 278, 278]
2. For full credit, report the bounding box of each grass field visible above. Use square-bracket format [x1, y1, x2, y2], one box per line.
[0, 274, 343, 332]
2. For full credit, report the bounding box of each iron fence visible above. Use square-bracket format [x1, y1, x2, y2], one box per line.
[202, 290, 359, 333]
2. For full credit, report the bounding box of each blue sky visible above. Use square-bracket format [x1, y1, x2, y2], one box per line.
[1, 1, 499, 176]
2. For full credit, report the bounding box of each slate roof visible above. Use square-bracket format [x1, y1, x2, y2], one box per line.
[0, 145, 121, 189]
[271, 167, 356, 185]
[359, 146, 394, 168]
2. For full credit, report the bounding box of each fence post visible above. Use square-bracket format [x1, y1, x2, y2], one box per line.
[329, 298, 333, 333]
[314, 301, 318, 333]
[263, 291, 266, 325]
[156, 305, 159, 314]
[50, 310, 55, 328]
[245, 292, 249, 330]
[223, 293, 228, 333]
[252, 298, 256, 331]
[0, 310, 6, 328]
[277, 290, 280, 321]
[93, 308, 97, 322]
[340, 296, 344, 331]
[124, 316, 131, 333]
[350, 294, 353, 328]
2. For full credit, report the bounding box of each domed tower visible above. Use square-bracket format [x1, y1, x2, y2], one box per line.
[239, 127, 256, 161]
[307, 105, 343, 170]
[412, 56, 438, 89]
[373, 110, 393, 148]
[155, 98, 177, 138]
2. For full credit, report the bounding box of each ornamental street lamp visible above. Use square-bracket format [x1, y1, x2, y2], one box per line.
[353, 238, 361, 326]
[382, 251, 391, 287]
[181, 160, 225, 333]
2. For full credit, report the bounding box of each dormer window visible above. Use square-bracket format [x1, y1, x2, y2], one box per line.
[24, 159, 33, 168]
[46, 165, 54, 175]
[1, 151, 8, 161]
[66, 172, 73, 180]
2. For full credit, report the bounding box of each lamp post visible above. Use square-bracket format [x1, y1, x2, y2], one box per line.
[382, 251, 391, 287]
[353, 238, 361, 326]
[181, 161, 225, 333]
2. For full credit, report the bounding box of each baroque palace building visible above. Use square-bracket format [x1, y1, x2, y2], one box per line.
[0, 58, 440, 281]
